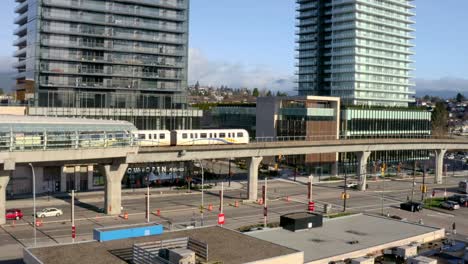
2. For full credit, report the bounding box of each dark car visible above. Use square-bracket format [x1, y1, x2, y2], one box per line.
[447, 195, 468, 207]
[400, 202, 423, 212]
[6, 209, 23, 220]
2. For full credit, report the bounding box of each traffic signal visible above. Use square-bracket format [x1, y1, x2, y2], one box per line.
[341, 192, 350, 200]
[420, 185, 427, 193]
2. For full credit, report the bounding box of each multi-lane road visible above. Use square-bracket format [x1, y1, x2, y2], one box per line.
[1, 174, 467, 263]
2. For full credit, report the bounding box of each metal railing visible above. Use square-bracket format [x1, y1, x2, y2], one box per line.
[0, 131, 135, 152]
[253, 134, 437, 143]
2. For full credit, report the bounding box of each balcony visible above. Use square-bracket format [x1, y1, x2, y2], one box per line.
[14, 12, 27, 25]
[13, 35, 27, 46]
[14, 24, 27, 36]
[15, 0, 28, 14]
[13, 47, 27, 57]
[42, 0, 186, 21]
[113, 0, 187, 10]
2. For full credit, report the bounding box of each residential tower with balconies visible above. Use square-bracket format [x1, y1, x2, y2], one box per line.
[13, 0, 200, 129]
[296, 0, 415, 107]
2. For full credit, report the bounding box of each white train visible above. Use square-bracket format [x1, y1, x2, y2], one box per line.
[133, 129, 250, 146]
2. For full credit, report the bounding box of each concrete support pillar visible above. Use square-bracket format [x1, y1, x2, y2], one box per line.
[99, 162, 128, 215]
[434, 149, 447, 184]
[247, 156, 263, 201]
[331, 161, 339, 177]
[0, 171, 11, 225]
[356, 151, 371, 191]
[87, 165, 94, 191]
[60, 166, 67, 193]
[74, 166, 81, 191]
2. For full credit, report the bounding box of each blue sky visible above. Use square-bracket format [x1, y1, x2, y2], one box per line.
[1, 0, 467, 94]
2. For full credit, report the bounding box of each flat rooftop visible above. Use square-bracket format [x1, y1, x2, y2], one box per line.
[248, 214, 445, 263]
[27, 226, 298, 264]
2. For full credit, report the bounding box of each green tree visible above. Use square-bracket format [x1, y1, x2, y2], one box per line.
[0, 88, 4, 95]
[266, 90, 272, 96]
[431, 102, 449, 138]
[276, 91, 287, 97]
[252, 88, 259, 97]
[456, 92, 466, 102]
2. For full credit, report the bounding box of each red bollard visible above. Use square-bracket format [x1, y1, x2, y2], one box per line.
[235, 201, 239, 208]
[208, 204, 213, 211]
[157, 209, 161, 216]
[258, 198, 263, 205]
[285, 196, 291, 202]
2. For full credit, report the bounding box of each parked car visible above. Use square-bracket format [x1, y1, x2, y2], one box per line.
[440, 201, 460, 210]
[400, 201, 423, 212]
[345, 182, 358, 189]
[6, 209, 23, 220]
[36, 208, 63, 218]
[447, 195, 468, 206]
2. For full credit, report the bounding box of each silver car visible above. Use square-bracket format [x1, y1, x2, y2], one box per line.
[440, 201, 460, 210]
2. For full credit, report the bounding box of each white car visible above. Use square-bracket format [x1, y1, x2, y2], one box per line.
[36, 208, 63, 218]
[346, 182, 358, 188]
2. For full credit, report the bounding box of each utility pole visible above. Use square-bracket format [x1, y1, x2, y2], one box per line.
[29, 163, 37, 247]
[220, 180, 224, 226]
[411, 161, 416, 202]
[343, 164, 348, 212]
[228, 158, 232, 187]
[72, 190, 75, 243]
[263, 177, 268, 228]
[421, 164, 426, 202]
[381, 165, 386, 216]
[146, 179, 150, 223]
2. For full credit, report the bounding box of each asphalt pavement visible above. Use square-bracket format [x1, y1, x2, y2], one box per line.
[1, 174, 467, 263]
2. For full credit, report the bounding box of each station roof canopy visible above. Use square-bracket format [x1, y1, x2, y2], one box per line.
[0, 115, 137, 133]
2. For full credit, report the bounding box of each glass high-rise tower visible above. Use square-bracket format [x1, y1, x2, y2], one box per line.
[13, 0, 200, 129]
[296, 0, 415, 107]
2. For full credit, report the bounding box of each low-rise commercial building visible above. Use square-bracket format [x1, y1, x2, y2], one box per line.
[256, 96, 341, 174]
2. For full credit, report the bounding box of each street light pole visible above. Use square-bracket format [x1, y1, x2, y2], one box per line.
[196, 159, 204, 226]
[28, 163, 37, 247]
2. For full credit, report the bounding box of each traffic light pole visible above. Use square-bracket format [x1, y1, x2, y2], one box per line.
[343, 165, 347, 212]
[421, 164, 426, 202]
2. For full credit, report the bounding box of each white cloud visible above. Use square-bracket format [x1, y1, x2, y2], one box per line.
[414, 77, 468, 92]
[188, 48, 295, 93]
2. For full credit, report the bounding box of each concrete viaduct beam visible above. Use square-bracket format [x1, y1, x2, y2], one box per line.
[357, 151, 371, 191]
[434, 149, 447, 184]
[247, 157, 263, 202]
[99, 162, 128, 216]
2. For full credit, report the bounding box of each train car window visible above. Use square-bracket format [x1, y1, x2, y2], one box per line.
[209, 133, 212, 138]
[182, 133, 188, 139]
[228, 133, 232, 137]
[200, 133, 207, 138]
[160, 134, 165, 139]
[219, 133, 226, 138]
[148, 134, 152, 140]
[138, 134, 146, 139]
[190, 133, 193, 139]
[232, 133, 236, 138]
[154, 134, 158, 139]
[237, 132, 243, 137]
